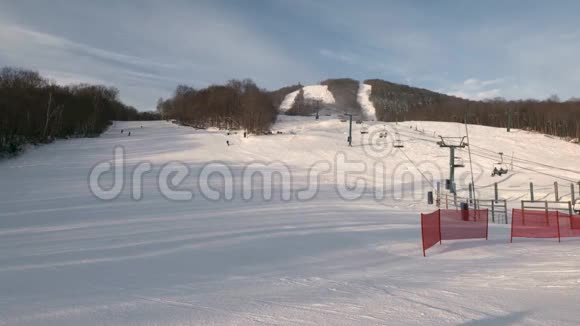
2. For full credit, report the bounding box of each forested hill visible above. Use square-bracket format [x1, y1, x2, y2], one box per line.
[364, 79, 471, 121]
[274, 78, 580, 141]
[0, 67, 159, 155]
[365, 79, 580, 140]
[320, 78, 361, 113]
[4, 65, 579, 156]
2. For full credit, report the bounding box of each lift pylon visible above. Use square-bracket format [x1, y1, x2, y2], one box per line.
[438, 136, 467, 194]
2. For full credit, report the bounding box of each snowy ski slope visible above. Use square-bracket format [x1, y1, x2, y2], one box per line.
[357, 83, 377, 120]
[279, 81, 377, 121]
[1, 117, 580, 325]
[279, 85, 336, 112]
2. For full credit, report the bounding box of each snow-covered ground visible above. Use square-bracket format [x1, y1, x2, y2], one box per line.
[357, 83, 377, 120]
[1, 117, 580, 325]
[279, 85, 336, 112]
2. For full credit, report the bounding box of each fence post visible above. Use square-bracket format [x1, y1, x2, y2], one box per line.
[568, 201, 573, 216]
[421, 213, 426, 257]
[485, 209, 489, 240]
[436, 181, 441, 208]
[521, 201, 526, 226]
[571, 183, 575, 203]
[503, 200, 508, 224]
[530, 182, 534, 201]
[438, 209, 442, 245]
[491, 200, 495, 223]
[545, 201, 549, 225]
[510, 208, 514, 243]
[468, 183, 473, 205]
[554, 182, 559, 201]
[494, 182, 498, 202]
[556, 211, 561, 243]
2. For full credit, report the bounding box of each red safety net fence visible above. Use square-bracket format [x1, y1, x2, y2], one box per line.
[421, 209, 489, 256]
[510, 209, 560, 242]
[421, 210, 441, 256]
[558, 213, 580, 238]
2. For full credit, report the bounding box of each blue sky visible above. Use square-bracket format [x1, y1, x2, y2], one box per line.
[1, 0, 580, 110]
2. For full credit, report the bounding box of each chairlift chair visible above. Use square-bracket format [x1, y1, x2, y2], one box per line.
[393, 132, 404, 148]
[360, 126, 369, 134]
[491, 164, 509, 177]
[378, 126, 387, 138]
[454, 157, 465, 168]
[491, 152, 509, 177]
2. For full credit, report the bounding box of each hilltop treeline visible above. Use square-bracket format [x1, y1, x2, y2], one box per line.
[157, 79, 277, 133]
[269, 84, 302, 109]
[365, 79, 459, 121]
[321, 78, 361, 113]
[366, 79, 580, 140]
[284, 79, 362, 116]
[0, 67, 158, 155]
[286, 87, 321, 116]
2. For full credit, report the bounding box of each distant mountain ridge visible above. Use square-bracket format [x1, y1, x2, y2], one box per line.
[363, 79, 470, 121]
[270, 78, 580, 141]
[271, 78, 468, 120]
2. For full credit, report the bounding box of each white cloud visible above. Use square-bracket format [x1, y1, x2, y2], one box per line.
[0, 23, 180, 109]
[2, 1, 580, 107]
[463, 78, 504, 88]
[445, 78, 505, 100]
[319, 49, 357, 65]
[0, 2, 319, 110]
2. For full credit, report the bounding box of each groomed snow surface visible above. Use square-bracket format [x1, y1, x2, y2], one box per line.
[1, 117, 580, 325]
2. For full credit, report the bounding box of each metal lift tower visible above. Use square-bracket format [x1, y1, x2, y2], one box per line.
[346, 114, 353, 146]
[437, 136, 468, 194]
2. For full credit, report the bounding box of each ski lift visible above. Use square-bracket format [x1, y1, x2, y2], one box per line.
[379, 126, 387, 138]
[491, 152, 509, 177]
[360, 126, 369, 134]
[393, 132, 404, 148]
[454, 156, 465, 168]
